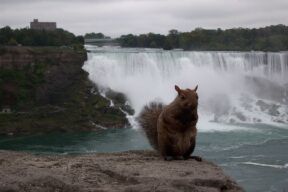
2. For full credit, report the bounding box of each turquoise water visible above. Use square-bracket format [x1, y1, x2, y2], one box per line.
[197, 123, 288, 192]
[0, 123, 288, 192]
[0, 128, 150, 154]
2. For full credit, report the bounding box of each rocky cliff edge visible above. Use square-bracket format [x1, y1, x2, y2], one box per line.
[0, 150, 243, 192]
[0, 46, 132, 135]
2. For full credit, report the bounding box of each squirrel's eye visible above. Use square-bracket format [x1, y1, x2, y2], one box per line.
[180, 95, 185, 100]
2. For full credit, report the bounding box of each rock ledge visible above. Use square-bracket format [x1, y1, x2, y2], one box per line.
[0, 150, 243, 192]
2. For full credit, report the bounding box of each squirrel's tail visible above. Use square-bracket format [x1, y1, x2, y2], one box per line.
[137, 102, 164, 150]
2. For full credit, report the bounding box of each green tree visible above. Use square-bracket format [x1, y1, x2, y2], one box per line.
[0, 26, 84, 46]
[7, 38, 18, 45]
[84, 32, 110, 39]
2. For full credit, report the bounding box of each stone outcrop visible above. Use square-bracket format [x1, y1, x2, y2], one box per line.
[0, 46, 130, 135]
[0, 150, 243, 192]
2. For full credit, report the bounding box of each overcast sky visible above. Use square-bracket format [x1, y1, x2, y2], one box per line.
[1, 0, 288, 37]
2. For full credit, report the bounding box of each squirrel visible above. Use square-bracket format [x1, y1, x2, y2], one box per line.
[137, 85, 201, 161]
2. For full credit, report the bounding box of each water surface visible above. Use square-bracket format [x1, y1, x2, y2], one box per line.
[1, 122, 287, 192]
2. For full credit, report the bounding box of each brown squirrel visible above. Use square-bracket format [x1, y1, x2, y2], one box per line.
[137, 85, 201, 161]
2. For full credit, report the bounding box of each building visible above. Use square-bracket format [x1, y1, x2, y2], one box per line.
[30, 19, 57, 31]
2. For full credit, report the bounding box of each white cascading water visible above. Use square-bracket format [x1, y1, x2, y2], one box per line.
[83, 46, 288, 129]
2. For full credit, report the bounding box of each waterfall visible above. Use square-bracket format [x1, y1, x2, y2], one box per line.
[83, 46, 288, 126]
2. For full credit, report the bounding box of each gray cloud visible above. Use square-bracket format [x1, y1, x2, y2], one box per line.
[0, 0, 288, 37]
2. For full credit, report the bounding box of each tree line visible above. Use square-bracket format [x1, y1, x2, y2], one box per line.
[84, 32, 111, 39]
[2, 25, 288, 51]
[0, 26, 84, 47]
[117, 25, 288, 51]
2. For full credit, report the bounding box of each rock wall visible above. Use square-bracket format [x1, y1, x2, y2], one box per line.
[0, 46, 130, 135]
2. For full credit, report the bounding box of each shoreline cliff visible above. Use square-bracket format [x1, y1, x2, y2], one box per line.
[0, 150, 243, 192]
[0, 46, 132, 135]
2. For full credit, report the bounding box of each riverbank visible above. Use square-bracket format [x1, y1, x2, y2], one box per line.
[0, 46, 131, 135]
[0, 150, 243, 192]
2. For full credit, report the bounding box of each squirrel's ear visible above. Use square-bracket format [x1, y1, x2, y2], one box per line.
[194, 85, 198, 92]
[175, 85, 181, 95]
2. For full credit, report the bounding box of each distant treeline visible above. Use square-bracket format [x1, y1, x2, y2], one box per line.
[117, 25, 288, 51]
[0, 26, 84, 47]
[84, 32, 111, 39]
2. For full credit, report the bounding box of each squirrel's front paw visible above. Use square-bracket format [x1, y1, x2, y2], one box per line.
[164, 156, 174, 161]
[190, 156, 202, 162]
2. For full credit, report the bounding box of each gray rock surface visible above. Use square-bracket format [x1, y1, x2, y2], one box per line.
[0, 150, 243, 192]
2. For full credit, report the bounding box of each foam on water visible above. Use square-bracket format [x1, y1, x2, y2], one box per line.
[241, 162, 288, 169]
[197, 119, 259, 132]
[83, 46, 288, 130]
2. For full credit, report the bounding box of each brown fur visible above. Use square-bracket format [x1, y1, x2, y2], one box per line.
[137, 102, 164, 150]
[137, 85, 199, 160]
